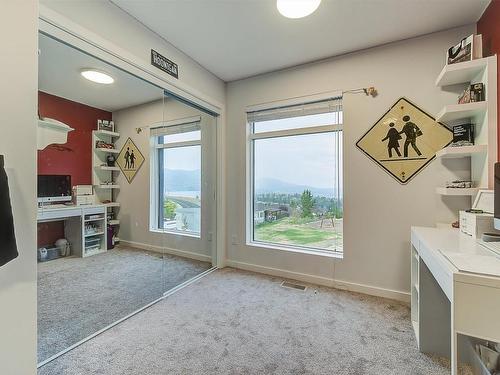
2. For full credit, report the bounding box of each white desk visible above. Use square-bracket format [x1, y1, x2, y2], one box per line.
[37, 204, 107, 257]
[411, 227, 500, 375]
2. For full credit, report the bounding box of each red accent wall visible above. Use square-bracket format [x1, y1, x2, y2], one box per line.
[37, 92, 112, 247]
[477, 0, 500, 160]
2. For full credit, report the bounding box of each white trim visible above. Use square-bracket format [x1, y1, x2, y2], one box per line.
[216, 113, 226, 267]
[150, 115, 201, 130]
[245, 120, 254, 247]
[248, 241, 343, 259]
[250, 124, 342, 140]
[120, 240, 212, 263]
[149, 135, 160, 232]
[155, 139, 201, 149]
[246, 90, 343, 113]
[149, 125, 202, 234]
[225, 260, 410, 303]
[150, 228, 201, 239]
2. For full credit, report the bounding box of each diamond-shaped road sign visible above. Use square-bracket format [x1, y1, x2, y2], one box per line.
[356, 98, 452, 184]
[116, 137, 145, 184]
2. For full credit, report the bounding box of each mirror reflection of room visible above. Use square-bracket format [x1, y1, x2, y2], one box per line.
[37, 33, 215, 364]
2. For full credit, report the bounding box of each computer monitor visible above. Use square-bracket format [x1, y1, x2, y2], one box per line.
[495, 163, 500, 230]
[37, 175, 72, 204]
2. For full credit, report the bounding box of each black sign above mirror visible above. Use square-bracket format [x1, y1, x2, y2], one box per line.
[151, 49, 178, 79]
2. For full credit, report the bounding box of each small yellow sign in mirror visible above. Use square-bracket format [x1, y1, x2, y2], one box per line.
[116, 137, 145, 184]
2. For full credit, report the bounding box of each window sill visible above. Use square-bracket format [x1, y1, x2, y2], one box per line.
[150, 228, 201, 239]
[247, 241, 344, 259]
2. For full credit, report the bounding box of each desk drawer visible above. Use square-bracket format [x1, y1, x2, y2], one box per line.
[83, 206, 105, 216]
[38, 208, 81, 221]
[455, 281, 500, 342]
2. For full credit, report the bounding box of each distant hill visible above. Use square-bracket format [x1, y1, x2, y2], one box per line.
[255, 177, 336, 197]
[162, 171, 338, 197]
[163, 169, 200, 192]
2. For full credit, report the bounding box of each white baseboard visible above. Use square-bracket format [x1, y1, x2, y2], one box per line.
[119, 240, 212, 263]
[225, 260, 410, 303]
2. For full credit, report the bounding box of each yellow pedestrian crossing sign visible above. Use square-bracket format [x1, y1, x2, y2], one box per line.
[116, 137, 145, 183]
[356, 98, 452, 184]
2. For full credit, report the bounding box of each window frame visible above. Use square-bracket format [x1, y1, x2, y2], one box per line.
[246, 104, 343, 255]
[149, 117, 202, 238]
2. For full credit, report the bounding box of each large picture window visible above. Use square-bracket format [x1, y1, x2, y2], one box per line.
[248, 98, 343, 253]
[151, 117, 201, 236]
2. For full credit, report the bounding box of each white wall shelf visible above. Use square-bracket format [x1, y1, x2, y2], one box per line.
[84, 231, 105, 237]
[95, 130, 120, 138]
[95, 147, 120, 154]
[434, 55, 496, 205]
[435, 58, 488, 87]
[435, 187, 479, 196]
[37, 118, 74, 150]
[95, 165, 120, 171]
[96, 184, 120, 189]
[435, 145, 487, 159]
[436, 101, 487, 123]
[92, 127, 121, 246]
[84, 217, 105, 222]
[104, 202, 120, 208]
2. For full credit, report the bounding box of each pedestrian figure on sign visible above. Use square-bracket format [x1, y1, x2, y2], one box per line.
[381, 122, 402, 158]
[130, 150, 136, 169]
[124, 147, 130, 169]
[399, 115, 423, 157]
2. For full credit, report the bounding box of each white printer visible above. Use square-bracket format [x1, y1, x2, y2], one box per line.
[72, 185, 95, 206]
[459, 190, 500, 238]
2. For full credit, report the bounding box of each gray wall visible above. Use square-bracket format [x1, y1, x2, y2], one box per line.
[0, 1, 38, 374]
[225, 25, 475, 300]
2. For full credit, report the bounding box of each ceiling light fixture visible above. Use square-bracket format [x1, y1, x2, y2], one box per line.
[80, 69, 114, 84]
[277, 0, 321, 19]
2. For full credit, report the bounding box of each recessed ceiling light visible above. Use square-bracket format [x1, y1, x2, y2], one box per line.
[80, 69, 114, 84]
[277, 0, 321, 19]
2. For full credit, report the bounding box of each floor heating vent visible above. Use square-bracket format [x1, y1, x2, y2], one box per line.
[281, 281, 307, 291]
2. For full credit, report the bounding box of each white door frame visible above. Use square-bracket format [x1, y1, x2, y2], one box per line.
[38, 5, 226, 268]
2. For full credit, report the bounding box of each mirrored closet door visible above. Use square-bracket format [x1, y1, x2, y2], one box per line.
[37, 32, 217, 366]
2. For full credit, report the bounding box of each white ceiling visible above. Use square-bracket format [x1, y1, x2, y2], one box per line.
[111, 0, 490, 82]
[39, 33, 163, 112]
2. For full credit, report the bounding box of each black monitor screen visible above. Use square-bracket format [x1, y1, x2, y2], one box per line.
[37, 175, 72, 199]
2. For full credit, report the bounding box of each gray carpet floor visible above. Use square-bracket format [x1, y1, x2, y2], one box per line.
[38, 247, 211, 362]
[38, 268, 468, 375]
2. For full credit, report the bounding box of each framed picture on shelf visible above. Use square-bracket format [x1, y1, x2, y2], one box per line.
[97, 119, 115, 132]
[446, 34, 482, 65]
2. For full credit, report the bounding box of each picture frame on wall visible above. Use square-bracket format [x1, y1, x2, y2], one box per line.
[97, 119, 115, 132]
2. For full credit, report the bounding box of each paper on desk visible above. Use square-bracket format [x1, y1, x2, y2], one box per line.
[439, 250, 500, 277]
